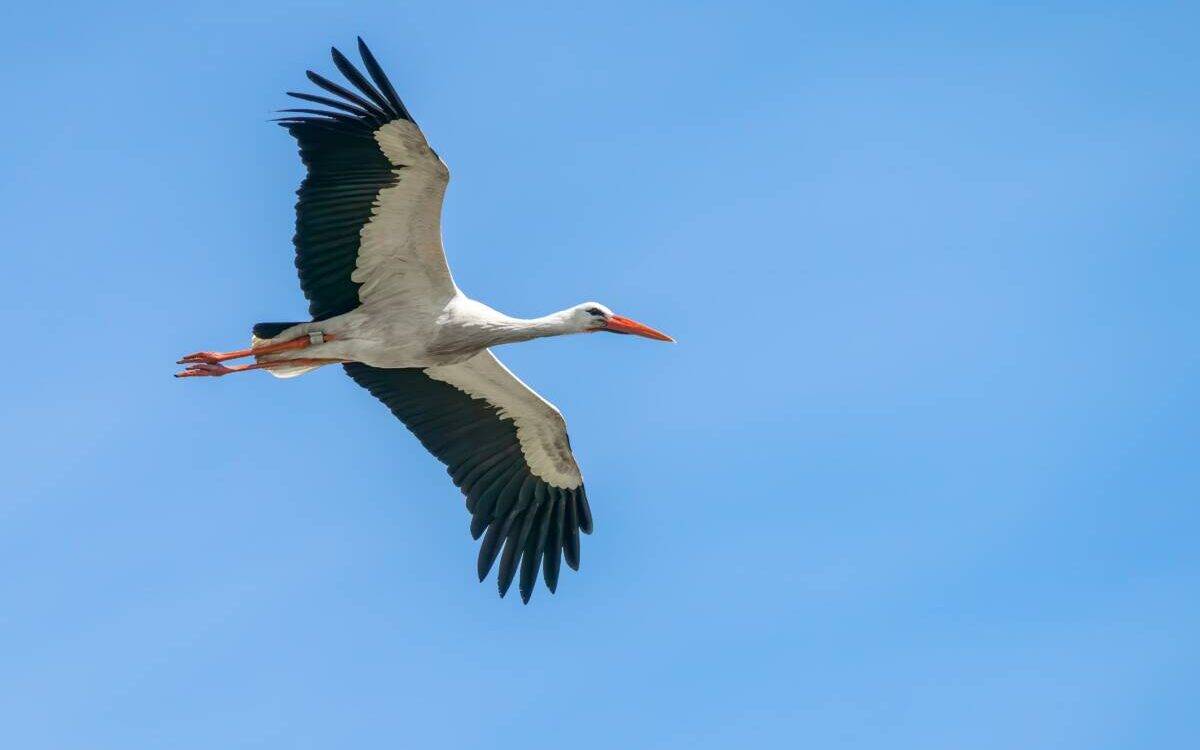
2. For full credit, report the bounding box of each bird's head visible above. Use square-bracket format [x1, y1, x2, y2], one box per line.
[566, 302, 674, 342]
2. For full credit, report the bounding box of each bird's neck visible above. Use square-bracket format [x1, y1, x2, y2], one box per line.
[484, 310, 578, 347]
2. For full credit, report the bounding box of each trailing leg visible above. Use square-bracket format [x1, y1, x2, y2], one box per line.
[174, 357, 343, 378]
[177, 332, 334, 365]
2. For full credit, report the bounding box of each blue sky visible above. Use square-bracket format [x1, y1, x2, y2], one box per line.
[1, 2, 1197, 747]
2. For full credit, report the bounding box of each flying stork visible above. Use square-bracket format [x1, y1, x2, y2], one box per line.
[176, 39, 673, 602]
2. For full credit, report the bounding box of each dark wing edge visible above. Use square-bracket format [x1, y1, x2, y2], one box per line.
[277, 37, 414, 134]
[277, 39, 414, 322]
[344, 363, 593, 603]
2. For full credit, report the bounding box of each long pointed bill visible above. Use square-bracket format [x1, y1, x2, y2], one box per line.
[604, 314, 675, 342]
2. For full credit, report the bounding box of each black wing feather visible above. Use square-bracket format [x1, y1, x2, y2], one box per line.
[542, 496, 565, 593]
[497, 508, 535, 598]
[330, 46, 396, 118]
[563, 493, 581, 571]
[357, 37, 412, 120]
[304, 69, 390, 122]
[520, 500, 554, 603]
[286, 90, 371, 117]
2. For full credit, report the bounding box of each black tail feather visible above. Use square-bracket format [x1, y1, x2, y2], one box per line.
[252, 322, 306, 340]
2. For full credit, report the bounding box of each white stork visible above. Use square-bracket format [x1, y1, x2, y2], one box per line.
[176, 39, 672, 602]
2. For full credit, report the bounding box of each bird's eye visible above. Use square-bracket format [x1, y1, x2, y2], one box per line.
[585, 307, 605, 317]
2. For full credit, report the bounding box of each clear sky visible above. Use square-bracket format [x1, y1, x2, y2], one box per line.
[1, 2, 1196, 747]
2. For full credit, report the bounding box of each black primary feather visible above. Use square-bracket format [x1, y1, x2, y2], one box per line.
[563, 495, 581, 571]
[497, 509, 534, 597]
[577, 487, 594, 534]
[330, 46, 395, 118]
[357, 37, 412, 120]
[286, 91, 371, 117]
[519, 500, 555, 602]
[478, 516, 512, 581]
[542, 496, 565, 593]
[305, 69, 390, 122]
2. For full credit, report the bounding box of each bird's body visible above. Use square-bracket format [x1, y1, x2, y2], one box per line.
[254, 296, 619, 370]
[178, 39, 671, 602]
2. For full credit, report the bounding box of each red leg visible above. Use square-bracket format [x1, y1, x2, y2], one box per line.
[177, 332, 334, 365]
[174, 358, 344, 378]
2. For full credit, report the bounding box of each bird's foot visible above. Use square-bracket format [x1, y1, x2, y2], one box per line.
[177, 351, 224, 365]
[174, 362, 240, 378]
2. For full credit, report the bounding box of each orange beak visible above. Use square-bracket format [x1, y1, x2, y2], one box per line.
[604, 314, 675, 342]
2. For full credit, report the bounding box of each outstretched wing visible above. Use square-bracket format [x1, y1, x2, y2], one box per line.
[278, 38, 456, 322]
[344, 351, 593, 602]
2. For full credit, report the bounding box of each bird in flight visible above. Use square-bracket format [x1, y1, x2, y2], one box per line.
[176, 39, 673, 602]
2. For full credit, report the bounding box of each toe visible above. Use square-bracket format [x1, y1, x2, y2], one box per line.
[178, 351, 220, 364]
[176, 362, 227, 377]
